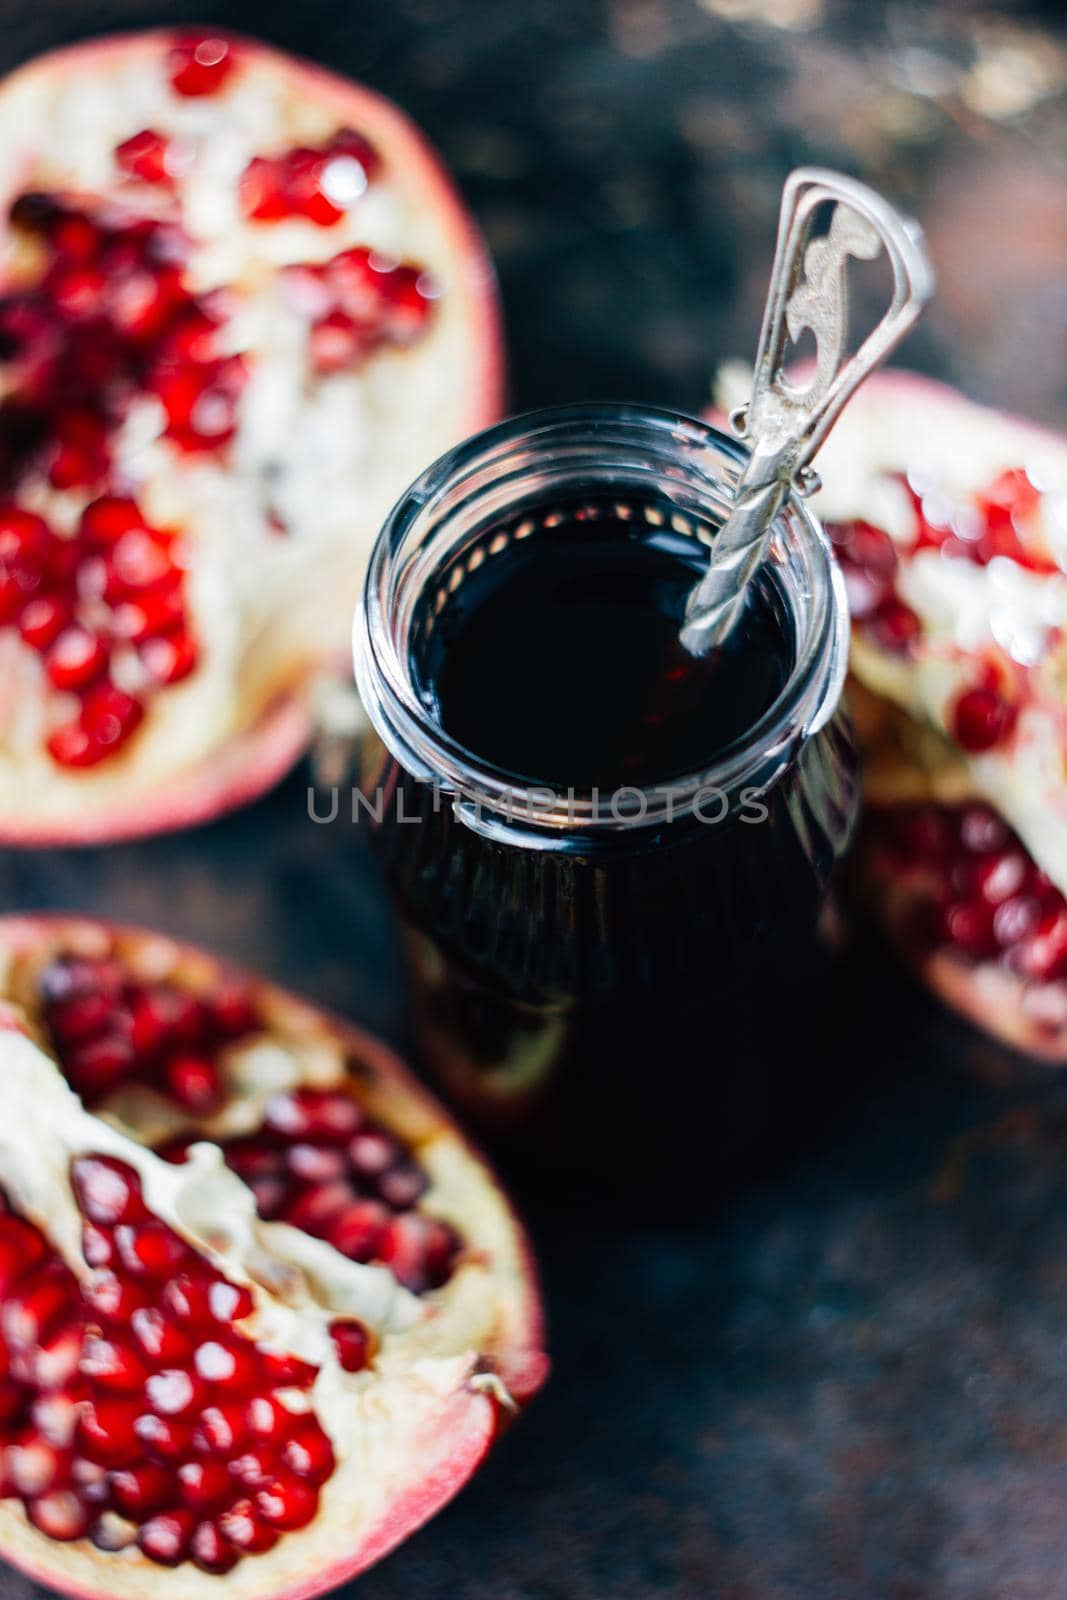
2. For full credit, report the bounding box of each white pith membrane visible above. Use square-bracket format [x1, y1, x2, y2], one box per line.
[714, 368, 1067, 1055]
[0, 916, 545, 1598]
[0, 31, 500, 841]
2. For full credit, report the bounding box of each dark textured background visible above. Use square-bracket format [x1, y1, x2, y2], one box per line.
[3, 2, 1067, 1596]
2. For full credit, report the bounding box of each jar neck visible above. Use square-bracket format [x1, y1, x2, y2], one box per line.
[355, 404, 850, 843]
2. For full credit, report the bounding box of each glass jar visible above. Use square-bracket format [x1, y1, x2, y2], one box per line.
[354, 405, 858, 1196]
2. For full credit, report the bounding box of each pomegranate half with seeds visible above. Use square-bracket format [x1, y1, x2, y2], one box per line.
[0, 915, 546, 1596]
[0, 30, 502, 844]
[759, 371, 1067, 1059]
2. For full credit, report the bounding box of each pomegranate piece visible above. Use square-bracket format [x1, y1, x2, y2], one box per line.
[0, 30, 500, 847]
[0, 916, 546, 1595]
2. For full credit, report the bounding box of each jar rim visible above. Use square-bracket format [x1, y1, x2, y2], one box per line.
[354, 402, 850, 838]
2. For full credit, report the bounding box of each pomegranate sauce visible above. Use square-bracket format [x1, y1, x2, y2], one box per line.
[416, 501, 790, 790]
[357, 409, 859, 1200]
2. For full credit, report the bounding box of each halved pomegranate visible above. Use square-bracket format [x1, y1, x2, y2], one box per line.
[724, 371, 1067, 1059]
[0, 915, 546, 1596]
[0, 29, 502, 844]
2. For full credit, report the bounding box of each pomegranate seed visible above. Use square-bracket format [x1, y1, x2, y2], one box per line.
[113, 589, 184, 642]
[161, 1272, 216, 1325]
[78, 1397, 142, 1466]
[134, 1412, 194, 1464]
[265, 1089, 363, 1143]
[46, 723, 103, 770]
[47, 991, 113, 1045]
[951, 686, 1018, 753]
[959, 803, 1010, 855]
[31, 1322, 82, 1390]
[281, 1181, 356, 1235]
[286, 1144, 348, 1183]
[280, 1416, 336, 1482]
[218, 1498, 278, 1553]
[79, 495, 144, 546]
[378, 1213, 459, 1293]
[1017, 909, 1067, 982]
[130, 1305, 193, 1365]
[349, 1128, 400, 1178]
[969, 848, 1028, 906]
[138, 1508, 196, 1566]
[164, 1053, 221, 1112]
[168, 34, 236, 97]
[40, 956, 123, 1005]
[31, 1389, 81, 1447]
[83, 1268, 146, 1324]
[190, 1518, 239, 1574]
[309, 310, 366, 373]
[994, 895, 1043, 949]
[243, 1396, 290, 1442]
[326, 1199, 388, 1261]
[71, 1156, 146, 1227]
[109, 1463, 172, 1517]
[211, 985, 258, 1038]
[45, 625, 108, 690]
[194, 1339, 256, 1387]
[65, 1032, 136, 1098]
[2, 1266, 73, 1348]
[115, 1220, 188, 1279]
[27, 1489, 92, 1542]
[0, 1217, 47, 1293]
[81, 1223, 115, 1268]
[144, 1368, 205, 1418]
[256, 1351, 318, 1391]
[254, 1474, 318, 1531]
[50, 267, 107, 318]
[250, 1178, 286, 1219]
[378, 1161, 428, 1209]
[81, 682, 145, 754]
[140, 630, 198, 685]
[191, 1402, 247, 1454]
[115, 129, 177, 185]
[984, 466, 1039, 514]
[229, 1447, 274, 1489]
[867, 595, 921, 653]
[208, 1280, 254, 1322]
[942, 900, 998, 960]
[6, 1435, 64, 1496]
[91, 1511, 137, 1552]
[18, 594, 72, 651]
[107, 528, 177, 594]
[0, 1380, 25, 1425]
[178, 1457, 233, 1511]
[329, 1319, 371, 1374]
[80, 1333, 149, 1392]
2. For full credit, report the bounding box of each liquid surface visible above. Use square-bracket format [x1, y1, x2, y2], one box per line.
[417, 502, 794, 789]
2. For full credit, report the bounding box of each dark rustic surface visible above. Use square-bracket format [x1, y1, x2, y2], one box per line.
[2, 2, 1067, 1597]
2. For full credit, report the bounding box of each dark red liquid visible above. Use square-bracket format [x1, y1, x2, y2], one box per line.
[364, 495, 858, 1201]
[417, 506, 792, 788]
